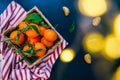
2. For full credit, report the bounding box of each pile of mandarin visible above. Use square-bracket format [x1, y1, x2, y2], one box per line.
[9, 21, 58, 58]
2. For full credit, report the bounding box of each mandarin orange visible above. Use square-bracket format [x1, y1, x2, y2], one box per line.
[19, 21, 28, 30]
[41, 37, 53, 48]
[23, 45, 31, 57]
[34, 42, 46, 57]
[39, 26, 47, 36]
[9, 30, 25, 44]
[25, 23, 40, 38]
[43, 29, 57, 42]
[28, 36, 41, 45]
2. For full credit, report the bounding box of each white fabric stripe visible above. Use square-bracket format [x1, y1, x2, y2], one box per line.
[2, 50, 13, 75]
[11, 70, 17, 80]
[34, 67, 40, 74]
[51, 55, 55, 65]
[15, 55, 20, 69]
[16, 70, 22, 80]
[55, 49, 58, 59]
[46, 66, 51, 73]
[42, 54, 51, 62]
[9, 2, 18, 21]
[21, 69, 26, 80]
[10, 7, 23, 25]
[0, 2, 13, 31]
[2, 11, 5, 23]
[2, 50, 13, 80]
[32, 73, 39, 79]
[45, 68, 50, 78]
[47, 60, 52, 68]
[37, 62, 46, 68]
[11, 1, 16, 11]
[9, 4, 20, 22]
[26, 69, 31, 80]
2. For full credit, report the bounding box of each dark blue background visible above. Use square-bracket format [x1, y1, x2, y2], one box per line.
[0, 0, 96, 80]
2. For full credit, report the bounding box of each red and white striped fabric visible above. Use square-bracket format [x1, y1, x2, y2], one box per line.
[0, 1, 68, 80]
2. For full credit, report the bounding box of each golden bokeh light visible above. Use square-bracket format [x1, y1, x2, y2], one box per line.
[83, 32, 104, 53]
[103, 35, 120, 60]
[78, 0, 107, 17]
[113, 14, 120, 37]
[112, 66, 120, 80]
[60, 48, 75, 63]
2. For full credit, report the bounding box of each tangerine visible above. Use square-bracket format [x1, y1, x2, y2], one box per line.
[34, 42, 46, 57]
[28, 36, 41, 45]
[39, 26, 47, 36]
[25, 23, 40, 38]
[41, 37, 53, 48]
[23, 45, 31, 57]
[19, 21, 28, 30]
[43, 29, 57, 42]
[9, 30, 25, 44]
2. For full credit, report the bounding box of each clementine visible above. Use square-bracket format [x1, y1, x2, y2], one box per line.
[41, 37, 53, 48]
[34, 42, 46, 57]
[43, 29, 57, 42]
[9, 30, 25, 44]
[28, 36, 41, 45]
[39, 26, 47, 36]
[25, 23, 40, 38]
[19, 21, 28, 30]
[23, 45, 31, 57]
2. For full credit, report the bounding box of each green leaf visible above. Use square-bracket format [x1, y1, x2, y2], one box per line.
[68, 21, 75, 33]
[21, 25, 30, 32]
[24, 50, 31, 53]
[1, 38, 13, 42]
[30, 25, 40, 34]
[26, 42, 31, 48]
[24, 52, 32, 56]
[24, 43, 35, 56]
[14, 49, 21, 53]
[16, 30, 21, 43]
[8, 43, 13, 48]
[40, 21, 45, 25]
[35, 48, 44, 53]
[25, 13, 43, 23]
[43, 24, 50, 28]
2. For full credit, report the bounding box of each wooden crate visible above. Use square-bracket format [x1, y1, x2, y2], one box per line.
[3, 6, 63, 67]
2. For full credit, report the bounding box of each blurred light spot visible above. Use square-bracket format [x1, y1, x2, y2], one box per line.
[92, 17, 101, 26]
[112, 66, 120, 80]
[78, 0, 107, 17]
[113, 14, 120, 37]
[84, 53, 91, 64]
[60, 48, 75, 63]
[103, 35, 120, 60]
[83, 32, 104, 53]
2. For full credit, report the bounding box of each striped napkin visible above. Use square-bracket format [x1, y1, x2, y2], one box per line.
[0, 1, 68, 80]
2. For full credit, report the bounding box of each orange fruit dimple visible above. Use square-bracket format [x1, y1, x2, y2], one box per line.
[44, 29, 58, 42]
[35, 42, 46, 57]
[9, 30, 25, 44]
[19, 21, 28, 30]
[41, 37, 53, 48]
[25, 23, 40, 38]
[39, 26, 47, 36]
[28, 36, 41, 45]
